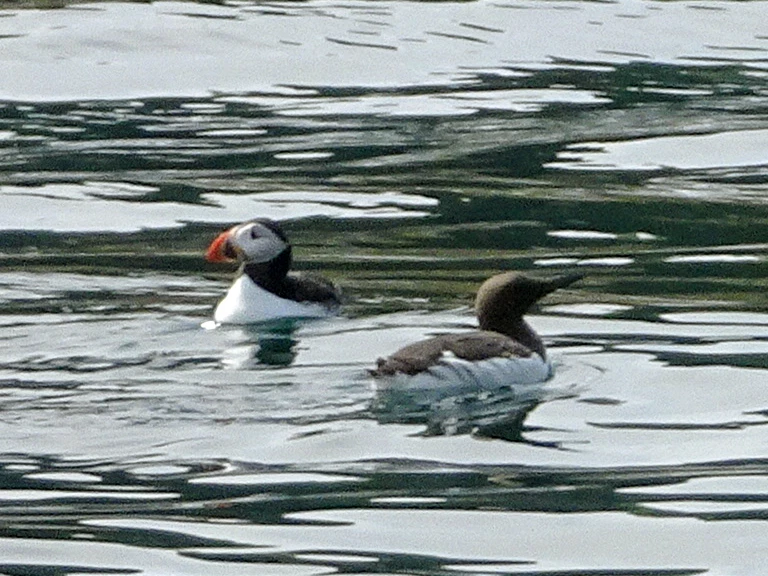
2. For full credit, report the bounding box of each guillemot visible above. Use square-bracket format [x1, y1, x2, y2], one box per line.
[371, 271, 583, 391]
[205, 218, 341, 324]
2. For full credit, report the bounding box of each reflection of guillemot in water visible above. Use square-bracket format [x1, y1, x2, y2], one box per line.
[371, 271, 583, 441]
[205, 219, 341, 325]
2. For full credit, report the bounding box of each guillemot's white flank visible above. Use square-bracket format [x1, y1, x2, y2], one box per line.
[371, 272, 582, 390]
[205, 218, 341, 324]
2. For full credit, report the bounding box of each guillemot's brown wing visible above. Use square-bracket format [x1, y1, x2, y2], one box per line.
[372, 330, 532, 377]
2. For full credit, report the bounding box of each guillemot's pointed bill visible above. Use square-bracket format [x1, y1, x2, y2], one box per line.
[205, 218, 341, 325]
[371, 272, 582, 390]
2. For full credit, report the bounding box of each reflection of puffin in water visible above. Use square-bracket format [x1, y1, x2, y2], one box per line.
[205, 219, 341, 325]
[371, 272, 583, 441]
[219, 321, 302, 369]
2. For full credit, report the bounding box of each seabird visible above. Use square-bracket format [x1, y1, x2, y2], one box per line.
[371, 271, 582, 390]
[205, 218, 341, 324]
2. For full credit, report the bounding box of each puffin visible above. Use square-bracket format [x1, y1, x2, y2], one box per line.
[371, 271, 583, 390]
[205, 218, 341, 324]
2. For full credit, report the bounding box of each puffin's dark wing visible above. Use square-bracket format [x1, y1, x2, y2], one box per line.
[372, 330, 532, 376]
[286, 273, 341, 307]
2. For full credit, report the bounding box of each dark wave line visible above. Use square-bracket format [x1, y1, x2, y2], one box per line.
[326, 37, 397, 51]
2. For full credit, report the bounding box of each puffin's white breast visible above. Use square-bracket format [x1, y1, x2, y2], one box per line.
[374, 353, 553, 394]
[213, 275, 333, 324]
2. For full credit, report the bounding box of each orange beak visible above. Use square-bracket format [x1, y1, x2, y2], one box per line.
[205, 229, 237, 263]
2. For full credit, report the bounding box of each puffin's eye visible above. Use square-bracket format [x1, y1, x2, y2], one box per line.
[250, 226, 261, 239]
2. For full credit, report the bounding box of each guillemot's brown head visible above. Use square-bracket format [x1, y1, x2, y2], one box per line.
[475, 272, 583, 350]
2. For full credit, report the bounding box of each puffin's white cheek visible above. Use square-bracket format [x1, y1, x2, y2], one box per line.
[241, 235, 286, 262]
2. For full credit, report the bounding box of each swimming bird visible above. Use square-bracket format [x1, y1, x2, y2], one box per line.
[205, 218, 341, 324]
[371, 272, 583, 391]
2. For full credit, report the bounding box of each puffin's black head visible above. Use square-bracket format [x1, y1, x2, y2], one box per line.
[250, 218, 289, 244]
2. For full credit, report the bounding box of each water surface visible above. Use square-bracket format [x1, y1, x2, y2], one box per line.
[1, 0, 768, 574]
